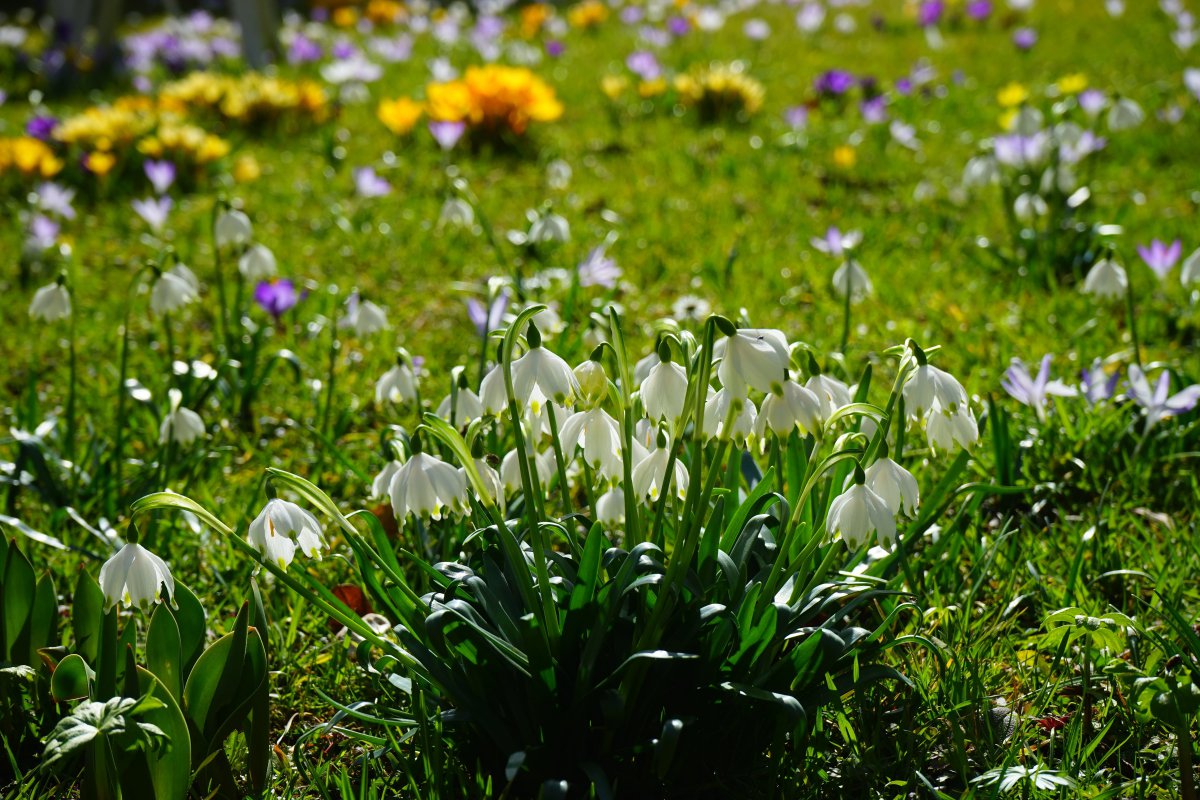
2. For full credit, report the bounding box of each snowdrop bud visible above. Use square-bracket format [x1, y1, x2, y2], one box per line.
[641, 356, 688, 425]
[238, 244, 278, 282]
[1081, 257, 1127, 300]
[29, 279, 72, 322]
[1106, 97, 1144, 131]
[159, 388, 205, 445]
[596, 486, 626, 530]
[248, 497, 326, 569]
[864, 452, 920, 517]
[99, 542, 176, 612]
[717, 327, 790, 396]
[215, 208, 253, 249]
[389, 444, 469, 523]
[574, 359, 609, 407]
[827, 469, 896, 550]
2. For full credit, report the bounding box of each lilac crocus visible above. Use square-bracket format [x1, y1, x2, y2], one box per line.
[1080, 360, 1119, 405]
[815, 69, 856, 97]
[132, 196, 173, 232]
[620, 6, 644, 25]
[743, 19, 771, 40]
[254, 279, 299, 319]
[1013, 28, 1038, 50]
[1078, 88, 1106, 117]
[429, 120, 466, 151]
[288, 34, 323, 64]
[626, 50, 662, 81]
[144, 159, 176, 195]
[26, 115, 58, 141]
[860, 95, 889, 124]
[966, 0, 993, 20]
[667, 16, 690, 36]
[1001, 355, 1077, 421]
[917, 1, 945, 27]
[1125, 365, 1200, 432]
[27, 215, 60, 251]
[784, 105, 809, 131]
[466, 290, 510, 336]
[36, 182, 76, 220]
[578, 245, 621, 289]
[354, 166, 392, 198]
[545, 40, 565, 57]
[811, 226, 862, 259]
[1137, 239, 1182, 280]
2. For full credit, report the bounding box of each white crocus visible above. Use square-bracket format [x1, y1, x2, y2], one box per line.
[99, 543, 176, 612]
[865, 457, 920, 517]
[832, 260, 873, 302]
[702, 387, 757, 444]
[754, 380, 823, 439]
[641, 358, 688, 425]
[595, 486, 626, 530]
[902, 363, 968, 419]
[238, 244, 277, 282]
[150, 267, 199, 314]
[631, 443, 689, 503]
[159, 388, 205, 445]
[1106, 97, 1144, 131]
[375, 360, 417, 405]
[559, 407, 623, 476]
[510, 328, 580, 407]
[1081, 258, 1127, 300]
[247, 498, 326, 569]
[806, 373, 853, 419]
[717, 328, 790, 396]
[827, 479, 896, 550]
[29, 281, 72, 322]
[215, 208, 253, 249]
[388, 450, 469, 523]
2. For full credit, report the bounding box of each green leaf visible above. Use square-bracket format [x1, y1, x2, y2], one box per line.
[146, 604, 183, 703]
[2, 540, 36, 663]
[73, 568, 107, 667]
[51, 653, 95, 701]
[171, 582, 208, 676]
[132, 666, 192, 800]
[29, 572, 59, 665]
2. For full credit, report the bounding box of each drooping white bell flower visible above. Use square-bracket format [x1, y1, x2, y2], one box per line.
[248, 498, 326, 569]
[702, 387, 757, 444]
[716, 328, 790, 396]
[902, 362, 968, 420]
[523, 389, 570, 442]
[461, 457, 504, 507]
[238, 244, 278, 282]
[215, 208, 253, 249]
[827, 473, 896, 550]
[375, 357, 417, 405]
[864, 456, 919, 517]
[341, 293, 389, 336]
[528, 212, 570, 244]
[437, 388, 483, 425]
[559, 407, 623, 476]
[641, 357, 688, 425]
[634, 351, 661, 385]
[388, 447, 469, 523]
[501, 447, 556, 495]
[962, 155, 999, 188]
[754, 379, 823, 439]
[925, 403, 979, 452]
[1014, 192, 1048, 223]
[1106, 97, 1144, 131]
[510, 324, 580, 407]
[831, 260, 873, 302]
[150, 267, 199, 314]
[159, 388, 205, 445]
[1081, 258, 1127, 300]
[631, 441, 689, 503]
[29, 280, 71, 322]
[99, 543, 176, 612]
[438, 197, 475, 229]
[1180, 248, 1200, 287]
[595, 486, 626, 530]
[371, 460, 401, 500]
[806, 373, 853, 419]
[479, 365, 508, 416]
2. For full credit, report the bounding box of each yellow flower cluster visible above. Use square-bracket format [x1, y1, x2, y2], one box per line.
[378, 97, 424, 135]
[520, 4, 552, 37]
[158, 72, 330, 126]
[138, 121, 231, 164]
[568, 0, 609, 29]
[0, 137, 64, 179]
[53, 98, 155, 151]
[365, 0, 405, 24]
[426, 65, 563, 136]
[675, 63, 765, 121]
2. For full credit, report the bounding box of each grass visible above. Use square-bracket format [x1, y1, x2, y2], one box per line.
[1, 0, 1199, 797]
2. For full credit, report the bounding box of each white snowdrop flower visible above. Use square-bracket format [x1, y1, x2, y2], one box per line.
[510, 325, 580, 406]
[926, 403, 979, 452]
[528, 212, 570, 244]
[754, 380, 823, 439]
[559, 408, 623, 476]
[702, 387, 757, 444]
[388, 449, 469, 523]
[523, 391, 569, 442]
[150, 268, 198, 314]
[806, 373, 853, 419]
[29, 281, 72, 322]
[371, 460, 401, 500]
[832, 260, 873, 302]
[546, 159, 572, 190]
[159, 388, 205, 445]
[865, 456, 919, 517]
[1014, 193, 1048, 223]
[342, 294, 389, 336]
[1106, 97, 1144, 131]
[1180, 248, 1200, 287]
[596, 486, 626, 530]
[439, 197, 475, 229]
[671, 295, 711, 322]
[1081, 258, 1128, 300]
[479, 365, 509, 416]
[99, 543, 176, 612]
[962, 155, 998, 188]
[1012, 106, 1044, 137]
[437, 388, 483, 424]
[238, 244, 278, 282]
[631, 442, 688, 503]
[903, 363, 968, 419]
[716, 328, 790, 396]
[695, 7, 724, 31]
[501, 447, 556, 495]
[573, 359, 609, 408]
[376, 357, 417, 405]
[215, 208, 252, 249]
[462, 457, 504, 507]
[248, 498, 326, 569]
[641, 357, 688, 425]
[827, 477, 896, 550]
[634, 351, 662, 385]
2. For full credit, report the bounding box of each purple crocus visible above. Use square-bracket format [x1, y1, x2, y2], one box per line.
[1013, 28, 1038, 50]
[331, 40, 358, 60]
[815, 69, 856, 97]
[966, 0, 993, 20]
[131, 196, 173, 232]
[1126, 365, 1200, 432]
[917, 1, 945, 27]
[620, 6, 644, 25]
[667, 16, 690, 36]
[27, 215, 60, 251]
[288, 34, 323, 64]
[1001, 355, 1077, 421]
[784, 105, 809, 131]
[1081, 360, 1119, 405]
[545, 40, 565, 58]
[466, 290, 510, 336]
[1137, 239, 1182, 280]
[26, 115, 58, 141]
[811, 226, 862, 259]
[429, 120, 466, 151]
[626, 50, 662, 81]
[578, 245, 621, 289]
[860, 95, 889, 124]
[144, 159, 176, 195]
[254, 278, 299, 319]
[353, 166, 392, 198]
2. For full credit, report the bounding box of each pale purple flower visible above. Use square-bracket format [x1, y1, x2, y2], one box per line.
[993, 131, 1050, 168]
[966, 0, 993, 20]
[1126, 365, 1200, 432]
[288, 34, 323, 64]
[354, 166, 392, 198]
[667, 16, 690, 36]
[918, 1, 945, 27]
[743, 19, 771, 40]
[894, 77, 914, 96]
[639, 26, 671, 49]
[811, 226, 862, 258]
[620, 6, 644, 25]
[467, 290, 510, 336]
[331, 40, 358, 60]
[784, 105, 809, 130]
[27, 215, 59, 251]
[254, 279, 300, 319]
[796, 3, 826, 33]
[132, 196, 173, 232]
[546, 40, 565, 57]
[1078, 88, 1106, 117]
[815, 69, 856, 97]
[1080, 360, 1119, 406]
[1013, 28, 1037, 50]
[1137, 239, 1182, 280]
[1059, 131, 1106, 164]
[144, 159, 176, 195]
[860, 95, 889, 124]
[429, 120, 466, 151]
[369, 35, 413, 63]
[626, 50, 662, 81]
[1001, 355, 1077, 421]
[578, 245, 621, 288]
[36, 182, 76, 220]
